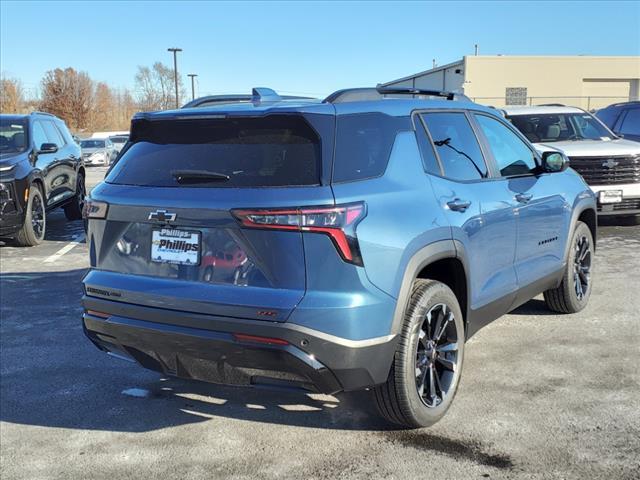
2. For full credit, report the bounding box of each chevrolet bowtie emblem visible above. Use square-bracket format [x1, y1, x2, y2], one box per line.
[602, 159, 619, 169]
[148, 210, 177, 222]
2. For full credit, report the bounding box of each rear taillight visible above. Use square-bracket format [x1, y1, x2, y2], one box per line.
[232, 202, 366, 266]
[83, 198, 109, 219]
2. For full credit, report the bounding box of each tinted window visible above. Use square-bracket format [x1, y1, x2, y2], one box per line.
[107, 116, 321, 188]
[508, 113, 614, 142]
[0, 118, 28, 154]
[414, 117, 441, 175]
[595, 107, 618, 128]
[333, 113, 409, 182]
[80, 140, 107, 148]
[619, 108, 640, 135]
[475, 114, 537, 177]
[41, 120, 65, 147]
[32, 121, 49, 149]
[421, 112, 487, 181]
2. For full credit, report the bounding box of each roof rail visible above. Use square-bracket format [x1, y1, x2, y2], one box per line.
[182, 90, 317, 109]
[376, 86, 457, 100]
[30, 111, 56, 117]
[324, 86, 469, 104]
[537, 103, 566, 107]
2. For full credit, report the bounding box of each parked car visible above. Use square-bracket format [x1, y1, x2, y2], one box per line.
[108, 134, 129, 153]
[0, 112, 85, 246]
[595, 101, 640, 142]
[80, 138, 117, 166]
[82, 87, 596, 428]
[505, 106, 640, 220]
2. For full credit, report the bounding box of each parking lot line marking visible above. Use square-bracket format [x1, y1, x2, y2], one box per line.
[44, 233, 86, 263]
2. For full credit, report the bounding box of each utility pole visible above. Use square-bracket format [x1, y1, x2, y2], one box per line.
[187, 74, 198, 100]
[167, 47, 182, 108]
[474, 44, 479, 56]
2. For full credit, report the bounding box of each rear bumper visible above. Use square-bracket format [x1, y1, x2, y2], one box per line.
[82, 295, 397, 394]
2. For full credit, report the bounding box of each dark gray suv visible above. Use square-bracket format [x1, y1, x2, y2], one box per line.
[0, 112, 85, 246]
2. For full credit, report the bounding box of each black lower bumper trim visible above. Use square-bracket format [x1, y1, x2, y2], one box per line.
[82, 295, 398, 393]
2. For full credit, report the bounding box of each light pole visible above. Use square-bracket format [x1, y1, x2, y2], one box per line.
[187, 73, 198, 100]
[167, 47, 182, 108]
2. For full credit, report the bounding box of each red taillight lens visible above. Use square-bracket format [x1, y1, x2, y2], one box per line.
[232, 202, 366, 266]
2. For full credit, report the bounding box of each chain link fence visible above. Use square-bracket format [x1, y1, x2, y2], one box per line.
[470, 96, 638, 111]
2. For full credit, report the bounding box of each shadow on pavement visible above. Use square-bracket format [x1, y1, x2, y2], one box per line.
[508, 298, 551, 316]
[0, 269, 391, 433]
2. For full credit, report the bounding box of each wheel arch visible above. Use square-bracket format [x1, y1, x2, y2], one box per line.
[577, 207, 597, 250]
[390, 240, 470, 337]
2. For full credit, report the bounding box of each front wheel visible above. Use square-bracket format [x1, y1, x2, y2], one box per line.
[14, 185, 46, 247]
[373, 279, 465, 428]
[543, 221, 594, 313]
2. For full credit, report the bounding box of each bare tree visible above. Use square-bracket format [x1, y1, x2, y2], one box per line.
[0, 77, 25, 113]
[91, 82, 115, 130]
[134, 62, 185, 111]
[40, 68, 94, 129]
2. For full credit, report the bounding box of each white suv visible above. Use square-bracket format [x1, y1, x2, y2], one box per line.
[505, 105, 640, 220]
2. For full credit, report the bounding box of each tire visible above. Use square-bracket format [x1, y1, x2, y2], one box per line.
[14, 185, 46, 247]
[64, 173, 85, 221]
[543, 221, 594, 313]
[373, 279, 465, 428]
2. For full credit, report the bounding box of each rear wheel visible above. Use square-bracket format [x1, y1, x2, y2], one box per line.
[373, 279, 465, 428]
[15, 185, 46, 247]
[64, 173, 85, 221]
[543, 221, 593, 313]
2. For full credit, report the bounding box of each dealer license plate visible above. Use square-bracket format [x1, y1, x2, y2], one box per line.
[151, 228, 201, 265]
[599, 190, 623, 204]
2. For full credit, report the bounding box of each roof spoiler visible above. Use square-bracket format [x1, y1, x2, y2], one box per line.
[324, 86, 470, 104]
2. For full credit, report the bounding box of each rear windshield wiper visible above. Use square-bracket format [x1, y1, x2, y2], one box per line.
[171, 170, 230, 184]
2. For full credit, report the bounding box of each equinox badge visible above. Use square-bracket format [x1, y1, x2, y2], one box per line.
[602, 159, 619, 169]
[148, 209, 177, 223]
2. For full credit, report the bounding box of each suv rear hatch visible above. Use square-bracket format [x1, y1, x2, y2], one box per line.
[84, 107, 335, 322]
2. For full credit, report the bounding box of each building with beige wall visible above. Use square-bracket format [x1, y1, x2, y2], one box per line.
[382, 55, 640, 110]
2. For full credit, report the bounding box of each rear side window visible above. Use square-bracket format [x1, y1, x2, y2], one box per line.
[421, 112, 487, 181]
[414, 117, 441, 175]
[106, 116, 321, 188]
[619, 108, 640, 135]
[333, 113, 409, 182]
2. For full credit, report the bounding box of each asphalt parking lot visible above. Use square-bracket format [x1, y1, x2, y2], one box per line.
[1, 167, 638, 480]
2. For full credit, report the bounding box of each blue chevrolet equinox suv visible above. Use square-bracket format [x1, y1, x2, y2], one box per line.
[82, 87, 597, 428]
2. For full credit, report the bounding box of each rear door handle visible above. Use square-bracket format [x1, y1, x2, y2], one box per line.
[447, 198, 471, 212]
[515, 193, 533, 204]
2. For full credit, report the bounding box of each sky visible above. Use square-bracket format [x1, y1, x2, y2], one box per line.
[1, 0, 639, 100]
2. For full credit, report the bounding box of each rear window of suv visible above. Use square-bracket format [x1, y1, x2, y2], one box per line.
[105, 115, 321, 187]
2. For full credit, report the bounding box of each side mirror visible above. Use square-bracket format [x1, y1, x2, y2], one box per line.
[541, 151, 568, 173]
[38, 143, 58, 154]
